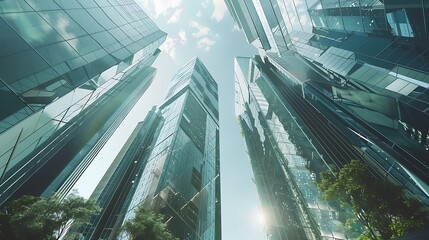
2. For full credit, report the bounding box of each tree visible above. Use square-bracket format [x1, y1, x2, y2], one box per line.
[0, 193, 99, 240]
[319, 160, 428, 239]
[121, 205, 178, 240]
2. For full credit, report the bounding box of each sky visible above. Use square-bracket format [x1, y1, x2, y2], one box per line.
[73, 1, 266, 239]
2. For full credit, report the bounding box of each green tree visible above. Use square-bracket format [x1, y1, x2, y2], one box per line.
[319, 160, 428, 239]
[121, 205, 178, 240]
[0, 193, 99, 240]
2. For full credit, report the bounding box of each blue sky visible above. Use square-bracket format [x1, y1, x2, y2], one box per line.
[74, 1, 266, 239]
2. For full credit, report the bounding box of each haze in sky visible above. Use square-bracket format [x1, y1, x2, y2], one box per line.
[73, 1, 266, 239]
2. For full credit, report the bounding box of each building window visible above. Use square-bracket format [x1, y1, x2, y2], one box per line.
[191, 167, 202, 191]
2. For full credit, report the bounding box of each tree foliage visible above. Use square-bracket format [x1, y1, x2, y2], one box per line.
[319, 160, 428, 239]
[121, 205, 178, 240]
[0, 193, 99, 240]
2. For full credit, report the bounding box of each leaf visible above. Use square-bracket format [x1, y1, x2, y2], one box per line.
[319, 160, 429, 239]
[121, 205, 178, 240]
[0, 194, 99, 240]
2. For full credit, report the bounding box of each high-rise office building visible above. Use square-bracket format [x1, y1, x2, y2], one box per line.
[235, 56, 364, 239]
[76, 58, 221, 240]
[76, 107, 163, 239]
[226, 0, 429, 206]
[0, 0, 166, 205]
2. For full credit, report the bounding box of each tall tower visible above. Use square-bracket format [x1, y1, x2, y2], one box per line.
[76, 107, 164, 239]
[123, 57, 221, 240]
[79, 58, 221, 240]
[0, 0, 166, 204]
[235, 56, 364, 239]
[226, 0, 429, 207]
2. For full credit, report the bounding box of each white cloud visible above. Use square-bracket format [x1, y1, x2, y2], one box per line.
[152, 0, 182, 18]
[178, 29, 188, 45]
[167, 8, 182, 23]
[188, 20, 217, 51]
[232, 24, 240, 32]
[197, 37, 216, 51]
[160, 36, 177, 59]
[211, 0, 227, 22]
[202, 0, 210, 8]
[196, 10, 202, 18]
[190, 21, 211, 38]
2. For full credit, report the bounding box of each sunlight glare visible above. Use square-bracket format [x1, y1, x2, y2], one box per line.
[257, 210, 266, 225]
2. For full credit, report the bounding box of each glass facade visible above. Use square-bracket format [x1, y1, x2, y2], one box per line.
[73, 107, 163, 239]
[235, 57, 364, 239]
[226, 0, 429, 210]
[0, 0, 166, 204]
[112, 58, 221, 240]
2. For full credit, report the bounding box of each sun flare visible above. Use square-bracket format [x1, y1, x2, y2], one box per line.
[257, 210, 266, 225]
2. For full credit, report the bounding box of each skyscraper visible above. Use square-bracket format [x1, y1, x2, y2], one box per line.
[0, 0, 166, 205]
[77, 58, 221, 240]
[77, 107, 164, 239]
[226, 0, 429, 207]
[235, 56, 364, 239]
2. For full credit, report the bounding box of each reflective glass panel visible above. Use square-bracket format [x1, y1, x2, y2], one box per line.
[0, 1, 32, 13]
[66, 9, 104, 34]
[1, 12, 65, 48]
[24, 0, 61, 11]
[86, 7, 117, 30]
[38, 10, 87, 40]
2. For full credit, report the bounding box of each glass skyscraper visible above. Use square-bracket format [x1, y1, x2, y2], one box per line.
[235, 56, 364, 239]
[77, 58, 221, 240]
[226, 0, 429, 238]
[76, 107, 164, 239]
[0, 0, 166, 204]
[122, 57, 221, 240]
